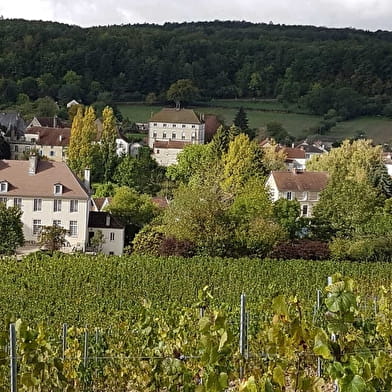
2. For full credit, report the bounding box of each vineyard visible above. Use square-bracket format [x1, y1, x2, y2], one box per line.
[1, 254, 392, 390]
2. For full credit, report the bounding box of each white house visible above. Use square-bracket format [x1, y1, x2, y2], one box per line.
[88, 211, 125, 255]
[148, 108, 205, 166]
[266, 169, 329, 217]
[0, 156, 90, 250]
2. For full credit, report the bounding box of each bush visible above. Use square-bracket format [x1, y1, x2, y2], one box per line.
[132, 225, 165, 256]
[330, 236, 392, 262]
[159, 237, 196, 257]
[269, 240, 330, 260]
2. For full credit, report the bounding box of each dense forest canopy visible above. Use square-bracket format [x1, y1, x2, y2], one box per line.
[2, 19, 392, 117]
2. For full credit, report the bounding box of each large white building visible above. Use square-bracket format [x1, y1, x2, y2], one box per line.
[0, 156, 90, 250]
[148, 108, 205, 166]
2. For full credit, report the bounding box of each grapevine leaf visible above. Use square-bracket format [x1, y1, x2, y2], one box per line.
[325, 292, 356, 313]
[314, 329, 333, 360]
[273, 365, 285, 387]
[218, 331, 228, 351]
[219, 372, 228, 388]
[340, 374, 367, 392]
[199, 317, 211, 333]
[272, 295, 288, 317]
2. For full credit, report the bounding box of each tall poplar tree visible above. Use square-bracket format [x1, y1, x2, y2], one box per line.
[100, 106, 118, 182]
[67, 105, 84, 176]
[67, 106, 97, 178]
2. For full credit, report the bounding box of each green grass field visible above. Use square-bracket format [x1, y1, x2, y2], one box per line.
[118, 102, 392, 144]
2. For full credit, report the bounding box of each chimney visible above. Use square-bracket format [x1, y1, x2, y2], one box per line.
[84, 168, 91, 190]
[105, 214, 111, 227]
[292, 143, 295, 148]
[28, 154, 38, 175]
[59, 134, 62, 142]
[292, 166, 297, 175]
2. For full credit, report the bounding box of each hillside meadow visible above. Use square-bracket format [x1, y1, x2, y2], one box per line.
[118, 102, 392, 143]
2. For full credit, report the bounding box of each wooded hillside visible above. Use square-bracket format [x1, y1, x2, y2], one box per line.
[2, 19, 392, 117]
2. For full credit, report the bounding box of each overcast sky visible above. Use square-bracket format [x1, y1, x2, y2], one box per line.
[1, 0, 392, 32]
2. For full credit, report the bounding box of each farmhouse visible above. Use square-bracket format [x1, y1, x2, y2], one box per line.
[266, 169, 329, 217]
[148, 108, 205, 166]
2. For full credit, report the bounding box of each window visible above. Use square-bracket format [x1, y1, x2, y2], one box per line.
[182, 124, 186, 128]
[182, 132, 186, 140]
[296, 191, 306, 201]
[50, 150, 55, 156]
[54, 184, 62, 195]
[162, 132, 167, 139]
[302, 205, 308, 216]
[69, 221, 78, 236]
[172, 132, 176, 139]
[153, 131, 157, 138]
[286, 192, 292, 200]
[32, 219, 42, 235]
[172, 124, 176, 128]
[163, 123, 167, 127]
[53, 220, 62, 227]
[191, 125, 195, 128]
[14, 145, 18, 152]
[54, 199, 62, 212]
[25, 146, 30, 152]
[156, 149, 160, 154]
[33, 198, 42, 211]
[70, 200, 78, 212]
[308, 192, 318, 200]
[191, 132, 196, 141]
[110, 232, 115, 241]
[0, 197, 7, 205]
[14, 198, 22, 208]
[0, 181, 7, 192]
[153, 123, 157, 126]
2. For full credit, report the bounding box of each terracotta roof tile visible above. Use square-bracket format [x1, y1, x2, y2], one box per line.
[279, 147, 306, 159]
[0, 159, 89, 199]
[153, 140, 191, 149]
[26, 127, 71, 147]
[150, 108, 202, 124]
[271, 171, 329, 192]
[151, 196, 169, 208]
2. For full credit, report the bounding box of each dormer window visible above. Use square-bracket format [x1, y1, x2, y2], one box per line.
[0, 181, 8, 193]
[54, 183, 63, 195]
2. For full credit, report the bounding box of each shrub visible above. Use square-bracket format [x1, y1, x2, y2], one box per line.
[330, 236, 392, 262]
[269, 240, 330, 260]
[158, 237, 196, 257]
[132, 225, 165, 256]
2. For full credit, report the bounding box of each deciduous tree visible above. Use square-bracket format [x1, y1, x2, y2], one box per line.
[38, 225, 67, 252]
[166, 79, 199, 107]
[100, 106, 118, 182]
[0, 204, 24, 255]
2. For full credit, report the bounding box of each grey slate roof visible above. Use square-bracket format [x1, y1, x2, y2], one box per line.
[0, 112, 26, 138]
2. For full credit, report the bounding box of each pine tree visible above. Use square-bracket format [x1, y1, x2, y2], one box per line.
[233, 107, 249, 132]
[210, 125, 238, 159]
[100, 106, 118, 182]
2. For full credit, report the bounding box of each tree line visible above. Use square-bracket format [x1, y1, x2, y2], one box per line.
[2, 20, 392, 118]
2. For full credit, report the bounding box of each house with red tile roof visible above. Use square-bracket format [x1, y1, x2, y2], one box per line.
[266, 169, 329, 217]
